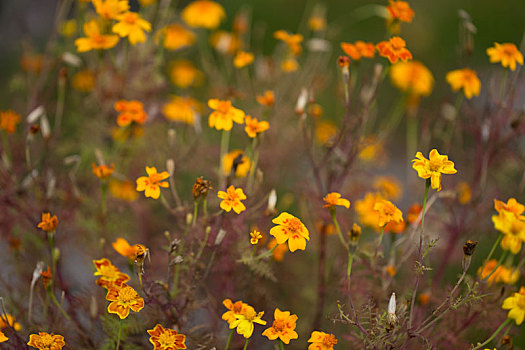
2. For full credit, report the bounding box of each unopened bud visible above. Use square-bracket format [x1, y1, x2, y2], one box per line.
[53, 247, 61, 261]
[90, 295, 98, 318]
[386, 292, 397, 331]
[338, 55, 350, 72]
[295, 88, 308, 115]
[349, 223, 362, 243]
[186, 213, 193, 226]
[168, 128, 176, 146]
[266, 189, 277, 216]
[462, 240, 478, 271]
[215, 228, 227, 246]
[166, 158, 175, 175]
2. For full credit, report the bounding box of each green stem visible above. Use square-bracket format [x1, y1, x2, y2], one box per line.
[249, 244, 277, 261]
[219, 129, 231, 188]
[481, 234, 503, 270]
[48, 231, 57, 279]
[196, 228, 210, 260]
[471, 318, 511, 350]
[115, 318, 123, 350]
[421, 179, 430, 232]
[48, 288, 72, 322]
[499, 68, 508, 102]
[330, 209, 349, 251]
[203, 198, 208, 218]
[347, 249, 355, 279]
[243, 338, 250, 350]
[279, 340, 285, 350]
[247, 137, 258, 193]
[376, 225, 387, 251]
[224, 329, 234, 350]
[192, 200, 199, 227]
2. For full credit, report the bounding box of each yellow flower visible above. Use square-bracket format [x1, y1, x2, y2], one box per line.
[106, 284, 145, 319]
[307, 331, 337, 350]
[274, 30, 303, 56]
[386, 265, 397, 277]
[71, 70, 95, 92]
[267, 239, 288, 261]
[456, 181, 472, 204]
[27, 332, 65, 350]
[210, 31, 241, 54]
[270, 212, 310, 252]
[159, 24, 195, 51]
[0, 331, 7, 342]
[376, 36, 412, 63]
[229, 304, 266, 338]
[92, 163, 115, 179]
[109, 179, 139, 202]
[217, 185, 246, 214]
[373, 176, 402, 200]
[244, 116, 269, 138]
[147, 324, 187, 350]
[37, 213, 58, 232]
[355, 192, 384, 230]
[250, 230, 263, 245]
[0, 110, 21, 134]
[502, 286, 525, 325]
[112, 237, 140, 259]
[181, 0, 225, 29]
[163, 96, 201, 125]
[308, 15, 326, 31]
[262, 308, 299, 344]
[412, 149, 457, 191]
[112, 12, 151, 45]
[59, 19, 77, 38]
[222, 299, 250, 324]
[340, 41, 375, 60]
[493, 211, 525, 255]
[75, 20, 119, 52]
[233, 51, 254, 68]
[208, 99, 245, 131]
[487, 42, 524, 71]
[93, 258, 130, 289]
[315, 120, 338, 146]
[358, 136, 385, 163]
[256, 90, 275, 107]
[374, 199, 403, 227]
[446, 68, 481, 99]
[281, 58, 299, 72]
[390, 61, 433, 97]
[222, 150, 251, 177]
[0, 314, 21, 331]
[323, 192, 350, 209]
[169, 60, 203, 88]
[494, 198, 525, 219]
[114, 100, 148, 127]
[92, 0, 129, 20]
[386, 1, 414, 23]
[136, 166, 170, 199]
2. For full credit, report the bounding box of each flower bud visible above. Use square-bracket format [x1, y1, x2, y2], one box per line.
[386, 292, 397, 331]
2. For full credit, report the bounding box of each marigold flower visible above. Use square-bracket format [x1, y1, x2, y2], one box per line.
[486, 42, 524, 71]
[386, 1, 414, 23]
[0, 331, 7, 342]
[229, 304, 266, 338]
[147, 324, 187, 349]
[502, 286, 525, 325]
[308, 331, 337, 350]
[93, 258, 130, 289]
[109, 180, 139, 202]
[267, 239, 288, 261]
[407, 203, 422, 224]
[270, 212, 310, 252]
[71, 70, 95, 92]
[169, 60, 203, 88]
[114, 100, 148, 127]
[355, 192, 384, 230]
[217, 185, 246, 214]
[373, 176, 402, 200]
[256, 90, 275, 107]
[262, 308, 299, 344]
[181, 0, 225, 29]
[75, 20, 119, 52]
[377, 36, 412, 63]
[222, 150, 251, 177]
[494, 198, 525, 219]
[340, 41, 375, 60]
[418, 292, 430, 305]
[323, 192, 350, 209]
[0, 314, 21, 331]
[112, 238, 140, 259]
[250, 230, 263, 245]
[163, 96, 201, 125]
[208, 99, 245, 131]
[349, 223, 362, 242]
[244, 116, 269, 138]
[40, 266, 52, 288]
[274, 30, 303, 56]
[112, 12, 152, 45]
[478, 259, 505, 285]
[106, 284, 145, 319]
[222, 299, 250, 324]
[92, 163, 115, 179]
[412, 149, 457, 191]
[358, 136, 386, 163]
[281, 58, 299, 72]
[159, 24, 195, 51]
[390, 60, 433, 98]
[192, 176, 213, 200]
[37, 213, 58, 232]
[233, 51, 254, 68]
[0, 110, 21, 134]
[493, 211, 525, 254]
[456, 181, 472, 204]
[446, 68, 481, 99]
[374, 199, 403, 227]
[27, 332, 65, 350]
[136, 166, 170, 199]
[308, 15, 326, 31]
[386, 219, 406, 234]
[92, 0, 129, 20]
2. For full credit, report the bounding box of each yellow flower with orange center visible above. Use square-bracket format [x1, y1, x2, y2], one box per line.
[274, 30, 303, 56]
[390, 60, 433, 97]
[0, 314, 21, 331]
[234, 51, 254, 68]
[112, 238, 140, 259]
[112, 12, 152, 45]
[37, 213, 58, 232]
[27, 332, 65, 350]
[229, 304, 266, 338]
[93, 258, 130, 289]
[222, 150, 251, 177]
[373, 176, 402, 200]
[109, 180, 139, 202]
[71, 70, 95, 92]
[270, 212, 310, 252]
[502, 286, 525, 325]
[92, 163, 115, 179]
[0, 110, 21, 134]
[374, 199, 403, 227]
[250, 230, 263, 245]
[412, 149, 457, 191]
[323, 192, 350, 209]
[492, 211, 525, 254]
[208, 99, 245, 131]
[486, 42, 524, 71]
[376, 36, 412, 63]
[340, 41, 375, 60]
[106, 284, 145, 319]
[181, 0, 225, 29]
[222, 299, 250, 324]
[244, 116, 269, 138]
[163, 96, 201, 125]
[159, 24, 195, 51]
[256, 90, 275, 107]
[308, 331, 338, 350]
[75, 20, 119, 52]
[446, 68, 481, 99]
[386, 0, 414, 23]
[136, 166, 170, 199]
[262, 308, 299, 344]
[114, 100, 148, 127]
[92, 0, 129, 20]
[217, 185, 247, 214]
[147, 324, 187, 349]
[0, 331, 7, 342]
[169, 60, 203, 88]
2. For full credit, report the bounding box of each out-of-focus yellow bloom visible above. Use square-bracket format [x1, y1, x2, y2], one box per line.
[358, 136, 385, 163]
[340, 41, 375, 60]
[377, 36, 412, 63]
[244, 116, 269, 138]
[480, 261, 521, 285]
[386, 265, 397, 277]
[495, 198, 525, 219]
[233, 51, 254, 68]
[250, 230, 262, 245]
[59, 19, 77, 38]
[0, 110, 21, 134]
[267, 239, 288, 261]
[386, 1, 414, 23]
[92, 0, 129, 20]
[106, 284, 144, 319]
[407, 203, 422, 224]
[262, 308, 299, 344]
[210, 31, 241, 55]
[256, 90, 275, 107]
[308, 15, 326, 31]
[27, 332, 65, 350]
[229, 304, 266, 338]
[147, 324, 186, 350]
[412, 149, 457, 191]
[136, 166, 170, 199]
[374, 199, 403, 227]
[502, 286, 525, 325]
[456, 181, 472, 204]
[158, 24, 195, 51]
[307, 331, 337, 350]
[390, 61, 433, 97]
[163, 96, 201, 125]
[222, 150, 251, 177]
[270, 212, 310, 252]
[92, 163, 115, 179]
[0, 314, 21, 331]
[487, 42, 524, 71]
[71, 70, 95, 92]
[0, 331, 6, 342]
[109, 180, 139, 202]
[208, 99, 245, 131]
[112, 238, 140, 259]
[493, 211, 525, 254]
[222, 299, 250, 324]
[274, 30, 303, 56]
[93, 258, 130, 289]
[355, 192, 384, 230]
[281, 58, 299, 72]
[323, 192, 350, 209]
[169, 60, 203, 88]
[373, 176, 402, 200]
[114, 100, 148, 127]
[75, 20, 119, 52]
[446, 68, 481, 99]
[112, 12, 151, 45]
[217, 185, 247, 214]
[37, 213, 58, 232]
[20, 54, 43, 74]
[315, 120, 338, 146]
[181, 0, 225, 29]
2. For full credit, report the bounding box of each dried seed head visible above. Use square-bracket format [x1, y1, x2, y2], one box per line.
[192, 176, 213, 200]
[338, 55, 350, 68]
[349, 223, 362, 242]
[463, 240, 478, 256]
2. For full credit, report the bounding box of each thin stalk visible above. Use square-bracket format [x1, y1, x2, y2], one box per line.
[246, 244, 277, 261]
[192, 200, 199, 227]
[499, 68, 508, 102]
[224, 329, 234, 350]
[480, 234, 503, 271]
[330, 209, 349, 251]
[243, 338, 250, 350]
[48, 288, 72, 322]
[54, 71, 66, 135]
[279, 340, 285, 350]
[376, 225, 387, 251]
[203, 198, 208, 218]
[471, 318, 511, 350]
[196, 228, 211, 260]
[48, 231, 57, 278]
[247, 137, 258, 193]
[219, 129, 231, 189]
[115, 318, 123, 350]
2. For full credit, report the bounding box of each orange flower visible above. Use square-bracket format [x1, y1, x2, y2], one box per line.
[92, 0, 129, 20]
[323, 192, 350, 209]
[208, 99, 245, 131]
[136, 166, 170, 199]
[494, 198, 525, 219]
[274, 30, 303, 56]
[250, 230, 262, 245]
[340, 41, 375, 60]
[181, 0, 225, 29]
[222, 299, 250, 324]
[418, 293, 431, 305]
[0, 331, 7, 342]
[308, 15, 326, 32]
[486, 42, 524, 71]
[109, 180, 139, 202]
[390, 61, 433, 97]
[217, 185, 247, 214]
[222, 150, 251, 177]
[93, 258, 130, 289]
[355, 192, 384, 230]
[446, 68, 481, 99]
[112, 12, 152, 45]
[158, 24, 195, 51]
[169, 60, 203, 88]
[106, 284, 145, 319]
[27, 332, 65, 350]
[407, 203, 422, 224]
[376, 36, 412, 63]
[163, 96, 201, 125]
[373, 176, 402, 200]
[40, 266, 52, 288]
[267, 239, 288, 261]
[307, 331, 337, 350]
[244, 116, 269, 138]
[233, 51, 254, 68]
[37, 213, 58, 232]
[0, 110, 21, 134]
[262, 308, 299, 344]
[281, 58, 299, 72]
[456, 181, 472, 204]
[386, 1, 414, 23]
[256, 90, 275, 107]
[147, 324, 187, 349]
[269, 212, 310, 252]
[385, 265, 397, 277]
[0, 314, 21, 331]
[374, 199, 403, 227]
[114, 100, 148, 127]
[92, 163, 115, 179]
[112, 238, 140, 260]
[412, 149, 457, 191]
[71, 70, 95, 92]
[74, 20, 119, 52]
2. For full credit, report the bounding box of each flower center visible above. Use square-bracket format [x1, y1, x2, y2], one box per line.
[428, 158, 442, 172]
[40, 334, 55, 346]
[119, 286, 136, 302]
[100, 265, 119, 278]
[123, 12, 138, 24]
[284, 218, 302, 234]
[272, 319, 286, 332]
[322, 334, 337, 346]
[216, 101, 231, 113]
[158, 332, 176, 346]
